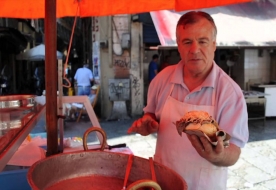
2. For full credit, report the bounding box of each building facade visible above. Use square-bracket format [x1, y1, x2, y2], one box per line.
[92, 15, 144, 119]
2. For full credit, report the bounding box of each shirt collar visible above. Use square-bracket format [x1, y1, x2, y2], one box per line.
[170, 60, 217, 88]
[201, 61, 217, 88]
[170, 60, 184, 85]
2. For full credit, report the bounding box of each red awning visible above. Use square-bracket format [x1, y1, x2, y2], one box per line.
[151, 0, 276, 48]
[0, 0, 250, 18]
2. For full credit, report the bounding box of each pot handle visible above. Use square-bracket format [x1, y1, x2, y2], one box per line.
[83, 127, 107, 151]
[126, 179, 162, 190]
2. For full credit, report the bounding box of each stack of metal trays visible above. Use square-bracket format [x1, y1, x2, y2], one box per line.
[0, 95, 36, 112]
[0, 95, 37, 152]
[0, 112, 35, 130]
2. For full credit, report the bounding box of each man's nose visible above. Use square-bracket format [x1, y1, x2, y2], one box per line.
[189, 42, 200, 54]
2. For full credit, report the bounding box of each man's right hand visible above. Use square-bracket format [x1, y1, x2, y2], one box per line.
[127, 113, 159, 136]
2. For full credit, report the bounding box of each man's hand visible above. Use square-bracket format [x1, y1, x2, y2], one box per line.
[127, 113, 159, 136]
[187, 134, 241, 167]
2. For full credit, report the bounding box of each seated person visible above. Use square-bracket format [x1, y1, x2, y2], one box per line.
[65, 85, 98, 119]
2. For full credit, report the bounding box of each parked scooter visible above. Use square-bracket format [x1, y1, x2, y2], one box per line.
[0, 65, 10, 95]
[0, 75, 7, 95]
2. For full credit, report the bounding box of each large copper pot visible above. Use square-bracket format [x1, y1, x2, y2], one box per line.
[27, 127, 187, 190]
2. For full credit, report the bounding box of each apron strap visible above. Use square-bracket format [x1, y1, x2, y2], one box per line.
[212, 75, 219, 120]
[168, 75, 217, 120]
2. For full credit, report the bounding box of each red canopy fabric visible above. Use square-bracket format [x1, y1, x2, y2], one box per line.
[1, 0, 251, 18]
[151, 0, 276, 47]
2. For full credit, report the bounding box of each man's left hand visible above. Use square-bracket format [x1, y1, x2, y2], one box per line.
[186, 134, 240, 167]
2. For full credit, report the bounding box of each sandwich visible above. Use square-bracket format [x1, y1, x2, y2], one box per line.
[175, 111, 219, 142]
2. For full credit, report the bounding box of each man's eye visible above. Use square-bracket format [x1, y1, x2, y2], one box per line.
[183, 41, 191, 45]
[199, 41, 208, 44]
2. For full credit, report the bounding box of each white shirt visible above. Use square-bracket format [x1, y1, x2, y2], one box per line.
[144, 60, 249, 148]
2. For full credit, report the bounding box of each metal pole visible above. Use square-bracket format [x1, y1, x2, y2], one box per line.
[45, 0, 59, 156]
[58, 60, 64, 153]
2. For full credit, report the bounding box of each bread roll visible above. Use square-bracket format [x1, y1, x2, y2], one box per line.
[175, 111, 219, 142]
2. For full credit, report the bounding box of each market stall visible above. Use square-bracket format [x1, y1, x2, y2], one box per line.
[0, 95, 45, 171]
[0, 0, 252, 189]
[250, 84, 276, 117]
[243, 90, 267, 126]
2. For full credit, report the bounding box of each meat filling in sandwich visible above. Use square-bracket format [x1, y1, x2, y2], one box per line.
[175, 111, 219, 142]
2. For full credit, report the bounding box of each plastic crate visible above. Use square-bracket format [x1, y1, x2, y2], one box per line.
[0, 169, 30, 190]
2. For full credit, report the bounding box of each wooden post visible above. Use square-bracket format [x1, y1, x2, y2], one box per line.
[45, 0, 58, 156]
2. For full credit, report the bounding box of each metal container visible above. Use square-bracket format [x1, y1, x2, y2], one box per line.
[0, 95, 38, 152]
[27, 127, 187, 190]
[0, 95, 35, 112]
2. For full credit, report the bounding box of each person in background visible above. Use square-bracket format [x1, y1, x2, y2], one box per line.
[33, 64, 45, 96]
[74, 63, 93, 96]
[66, 85, 98, 119]
[148, 54, 159, 83]
[128, 11, 248, 190]
[160, 55, 171, 71]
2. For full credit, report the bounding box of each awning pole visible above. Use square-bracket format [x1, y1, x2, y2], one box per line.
[45, 0, 59, 156]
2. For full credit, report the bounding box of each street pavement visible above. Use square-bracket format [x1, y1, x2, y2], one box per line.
[31, 115, 276, 190]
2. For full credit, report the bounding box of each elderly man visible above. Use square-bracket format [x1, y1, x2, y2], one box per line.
[128, 11, 248, 190]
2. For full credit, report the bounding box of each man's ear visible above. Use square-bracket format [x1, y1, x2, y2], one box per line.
[213, 40, 217, 52]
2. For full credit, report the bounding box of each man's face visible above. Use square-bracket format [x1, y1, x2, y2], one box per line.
[176, 18, 216, 76]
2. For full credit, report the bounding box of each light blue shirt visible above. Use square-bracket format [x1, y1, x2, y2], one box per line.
[74, 67, 93, 86]
[144, 60, 249, 148]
